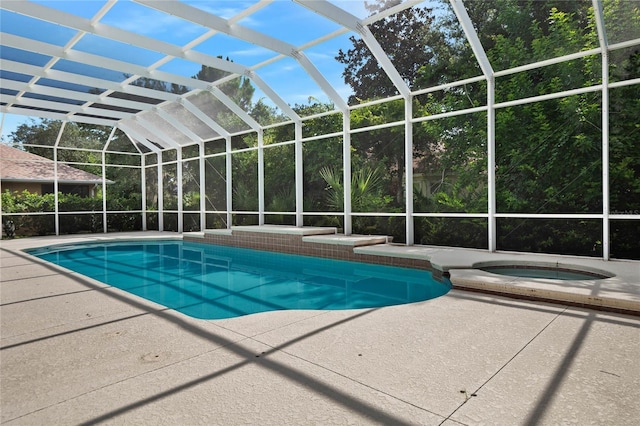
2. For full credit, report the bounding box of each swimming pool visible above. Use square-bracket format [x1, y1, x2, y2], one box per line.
[28, 240, 450, 320]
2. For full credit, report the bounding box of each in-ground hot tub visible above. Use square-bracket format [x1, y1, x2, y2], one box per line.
[475, 262, 614, 280]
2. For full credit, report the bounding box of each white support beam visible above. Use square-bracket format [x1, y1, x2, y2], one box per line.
[404, 97, 414, 245]
[136, 0, 291, 56]
[102, 126, 118, 233]
[180, 99, 230, 137]
[449, 0, 493, 78]
[0, 105, 117, 127]
[343, 112, 352, 235]
[138, 0, 348, 112]
[150, 107, 203, 144]
[177, 149, 183, 233]
[592, 0, 609, 48]
[487, 76, 497, 252]
[0, 59, 179, 104]
[295, 0, 411, 98]
[225, 136, 233, 228]
[601, 50, 611, 261]
[257, 129, 265, 225]
[157, 153, 164, 231]
[208, 87, 261, 130]
[292, 51, 349, 111]
[53, 122, 67, 236]
[117, 123, 162, 153]
[0, 94, 131, 121]
[199, 142, 206, 231]
[1, 32, 231, 109]
[295, 120, 304, 227]
[101, 150, 108, 233]
[246, 71, 300, 120]
[141, 154, 147, 231]
[3, 1, 249, 77]
[134, 117, 182, 149]
[0, 77, 158, 113]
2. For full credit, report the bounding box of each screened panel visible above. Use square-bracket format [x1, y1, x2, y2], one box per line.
[231, 133, 257, 151]
[496, 94, 602, 214]
[469, 0, 596, 72]
[304, 137, 343, 212]
[182, 159, 200, 211]
[187, 91, 251, 134]
[610, 220, 640, 260]
[603, 0, 640, 45]
[193, 34, 273, 68]
[51, 59, 127, 83]
[0, 9, 77, 46]
[339, 34, 400, 105]
[105, 153, 141, 167]
[145, 165, 158, 210]
[107, 212, 142, 231]
[59, 212, 102, 234]
[264, 122, 295, 145]
[413, 80, 487, 118]
[351, 126, 405, 213]
[106, 166, 141, 211]
[205, 139, 226, 156]
[120, 119, 166, 150]
[101, 1, 208, 46]
[182, 144, 200, 160]
[257, 57, 330, 109]
[58, 123, 112, 150]
[73, 34, 164, 67]
[413, 111, 488, 214]
[162, 149, 177, 163]
[160, 102, 220, 141]
[162, 163, 178, 211]
[497, 218, 602, 257]
[264, 144, 295, 213]
[231, 151, 258, 212]
[350, 99, 404, 130]
[609, 85, 640, 214]
[609, 47, 640, 83]
[107, 129, 140, 153]
[495, 55, 601, 103]
[415, 217, 488, 249]
[0, 45, 51, 68]
[17, 122, 63, 148]
[204, 156, 227, 213]
[183, 213, 201, 232]
[138, 111, 194, 146]
[353, 216, 406, 244]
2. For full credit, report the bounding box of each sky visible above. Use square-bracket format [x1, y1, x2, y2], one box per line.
[0, 0, 374, 142]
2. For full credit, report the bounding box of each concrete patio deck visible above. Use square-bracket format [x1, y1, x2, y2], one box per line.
[1, 232, 639, 425]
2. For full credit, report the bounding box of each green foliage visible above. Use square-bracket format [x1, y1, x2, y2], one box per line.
[320, 165, 393, 232]
[1, 190, 143, 236]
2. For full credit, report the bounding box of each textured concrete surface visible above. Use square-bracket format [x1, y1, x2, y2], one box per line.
[1, 232, 639, 425]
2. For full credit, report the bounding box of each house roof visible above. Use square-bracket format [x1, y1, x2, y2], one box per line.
[0, 143, 109, 185]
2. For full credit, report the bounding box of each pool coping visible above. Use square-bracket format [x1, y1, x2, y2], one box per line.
[353, 244, 639, 315]
[3, 229, 639, 315]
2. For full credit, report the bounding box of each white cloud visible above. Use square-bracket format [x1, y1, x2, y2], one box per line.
[229, 47, 272, 57]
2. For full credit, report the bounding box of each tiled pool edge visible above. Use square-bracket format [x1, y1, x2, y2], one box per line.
[185, 227, 639, 316]
[183, 227, 435, 273]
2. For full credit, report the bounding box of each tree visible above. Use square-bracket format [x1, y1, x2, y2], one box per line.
[337, 1, 440, 207]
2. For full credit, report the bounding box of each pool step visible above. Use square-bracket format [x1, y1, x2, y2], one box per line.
[201, 225, 389, 247]
[302, 234, 389, 247]
[230, 225, 337, 236]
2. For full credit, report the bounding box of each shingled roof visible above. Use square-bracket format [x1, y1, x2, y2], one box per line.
[0, 144, 110, 185]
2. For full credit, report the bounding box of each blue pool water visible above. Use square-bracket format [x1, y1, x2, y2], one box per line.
[28, 240, 450, 320]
